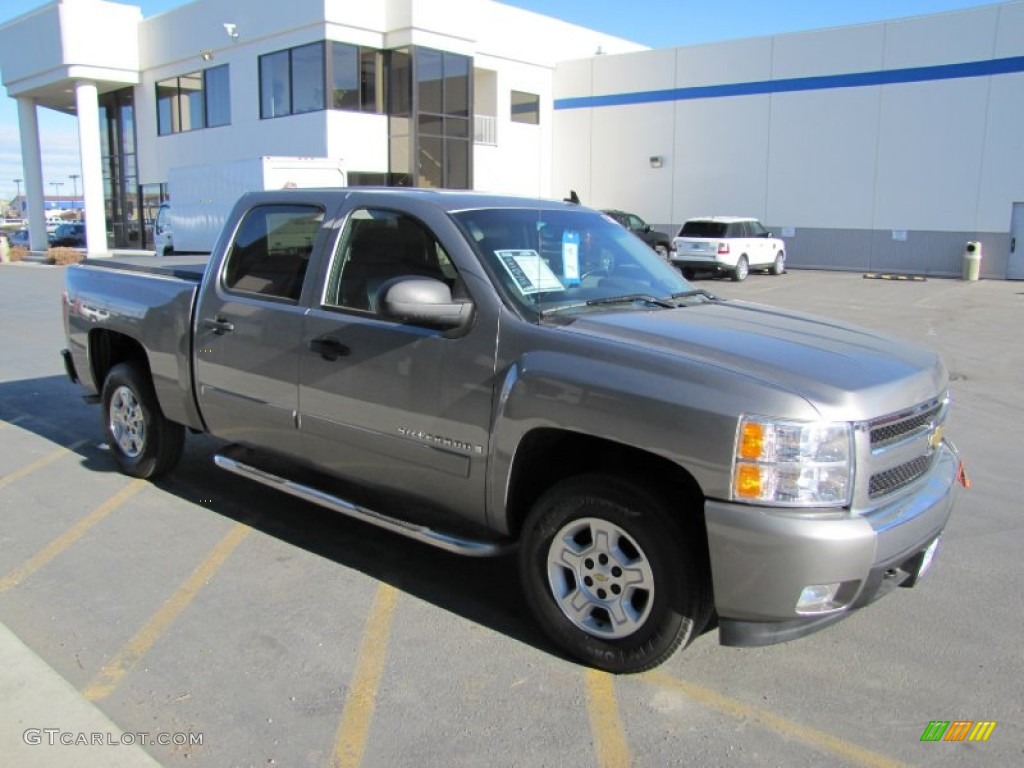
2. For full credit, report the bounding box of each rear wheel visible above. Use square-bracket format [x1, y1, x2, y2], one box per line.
[654, 243, 669, 259]
[519, 475, 712, 673]
[771, 251, 785, 275]
[102, 362, 185, 479]
[731, 256, 749, 282]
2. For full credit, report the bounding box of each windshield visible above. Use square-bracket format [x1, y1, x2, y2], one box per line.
[453, 208, 697, 319]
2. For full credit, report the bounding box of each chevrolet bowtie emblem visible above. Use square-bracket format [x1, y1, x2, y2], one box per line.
[928, 425, 943, 450]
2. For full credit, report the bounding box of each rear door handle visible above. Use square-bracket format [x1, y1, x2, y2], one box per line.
[308, 336, 350, 361]
[201, 316, 235, 335]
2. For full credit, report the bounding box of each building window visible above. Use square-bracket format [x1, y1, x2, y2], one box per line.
[292, 42, 326, 114]
[328, 43, 383, 113]
[204, 65, 231, 127]
[511, 90, 539, 125]
[261, 41, 383, 120]
[413, 48, 472, 189]
[157, 65, 231, 135]
[260, 49, 292, 118]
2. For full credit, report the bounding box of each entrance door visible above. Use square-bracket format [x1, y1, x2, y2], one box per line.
[1008, 203, 1024, 280]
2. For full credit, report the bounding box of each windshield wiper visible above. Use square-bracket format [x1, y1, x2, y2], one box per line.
[539, 294, 674, 317]
[586, 293, 677, 309]
[670, 289, 720, 302]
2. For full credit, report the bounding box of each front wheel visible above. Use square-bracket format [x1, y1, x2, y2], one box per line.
[519, 475, 712, 673]
[731, 256, 749, 282]
[101, 362, 185, 479]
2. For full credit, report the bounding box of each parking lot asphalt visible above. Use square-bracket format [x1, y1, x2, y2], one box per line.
[1, 261, 1021, 767]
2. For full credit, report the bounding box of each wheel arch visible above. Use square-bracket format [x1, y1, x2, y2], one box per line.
[88, 329, 152, 392]
[504, 428, 707, 541]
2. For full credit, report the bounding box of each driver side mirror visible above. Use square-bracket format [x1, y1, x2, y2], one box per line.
[381, 277, 474, 331]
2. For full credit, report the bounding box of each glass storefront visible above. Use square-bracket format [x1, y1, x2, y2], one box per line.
[99, 88, 147, 249]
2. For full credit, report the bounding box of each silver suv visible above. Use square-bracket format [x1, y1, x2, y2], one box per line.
[672, 216, 785, 281]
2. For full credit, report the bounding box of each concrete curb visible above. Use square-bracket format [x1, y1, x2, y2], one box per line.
[0, 621, 162, 767]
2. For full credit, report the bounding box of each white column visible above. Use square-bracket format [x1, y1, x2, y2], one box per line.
[17, 97, 48, 252]
[75, 80, 108, 256]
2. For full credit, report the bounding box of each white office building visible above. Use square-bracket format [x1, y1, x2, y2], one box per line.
[2, 0, 1022, 278]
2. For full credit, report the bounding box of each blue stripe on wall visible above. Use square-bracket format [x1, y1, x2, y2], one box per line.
[553, 55, 1024, 110]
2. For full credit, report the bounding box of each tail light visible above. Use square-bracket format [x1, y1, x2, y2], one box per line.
[717, 241, 730, 255]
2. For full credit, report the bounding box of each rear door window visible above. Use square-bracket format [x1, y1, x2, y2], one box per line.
[222, 204, 324, 302]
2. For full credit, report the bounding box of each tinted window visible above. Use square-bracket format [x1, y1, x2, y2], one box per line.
[511, 90, 540, 124]
[291, 42, 325, 114]
[679, 221, 727, 238]
[260, 50, 291, 118]
[748, 220, 769, 237]
[324, 209, 453, 314]
[204, 65, 231, 127]
[223, 205, 324, 302]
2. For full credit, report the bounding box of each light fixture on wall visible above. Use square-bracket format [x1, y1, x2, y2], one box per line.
[223, 22, 239, 41]
[200, 50, 214, 62]
[649, 155, 664, 169]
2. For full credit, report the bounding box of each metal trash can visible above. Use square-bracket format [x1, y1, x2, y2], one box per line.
[962, 241, 982, 281]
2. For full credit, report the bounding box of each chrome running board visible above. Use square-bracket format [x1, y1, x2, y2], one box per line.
[214, 451, 511, 557]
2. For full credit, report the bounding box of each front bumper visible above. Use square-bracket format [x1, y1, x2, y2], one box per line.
[705, 442, 960, 646]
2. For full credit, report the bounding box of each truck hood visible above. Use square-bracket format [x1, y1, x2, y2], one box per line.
[561, 300, 946, 420]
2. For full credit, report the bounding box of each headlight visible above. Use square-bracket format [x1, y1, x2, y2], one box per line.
[732, 416, 853, 506]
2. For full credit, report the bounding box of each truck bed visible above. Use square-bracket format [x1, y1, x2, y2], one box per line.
[82, 255, 209, 282]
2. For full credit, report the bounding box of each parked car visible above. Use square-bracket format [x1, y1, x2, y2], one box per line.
[601, 209, 674, 258]
[50, 222, 86, 248]
[671, 216, 785, 281]
[8, 229, 31, 248]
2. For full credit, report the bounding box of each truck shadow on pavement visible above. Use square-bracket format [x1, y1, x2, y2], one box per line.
[1, 374, 561, 663]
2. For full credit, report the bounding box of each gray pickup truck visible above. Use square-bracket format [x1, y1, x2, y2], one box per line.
[61, 189, 965, 673]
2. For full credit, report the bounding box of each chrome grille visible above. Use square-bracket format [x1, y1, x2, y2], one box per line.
[869, 454, 934, 498]
[870, 401, 942, 447]
[864, 395, 947, 502]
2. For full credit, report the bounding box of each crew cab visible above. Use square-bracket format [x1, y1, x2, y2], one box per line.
[62, 189, 965, 673]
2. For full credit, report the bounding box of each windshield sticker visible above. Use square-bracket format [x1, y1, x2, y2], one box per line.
[562, 231, 581, 285]
[495, 249, 564, 295]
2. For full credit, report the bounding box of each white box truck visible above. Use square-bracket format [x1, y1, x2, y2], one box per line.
[154, 156, 346, 255]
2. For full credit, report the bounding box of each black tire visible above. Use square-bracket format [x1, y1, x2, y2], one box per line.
[101, 362, 185, 479]
[771, 251, 785, 275]
[731, 256, 749, 282]
[519, 475, 712, 673]
[654, 243, 670, 259]
[681, 267, 696, 280]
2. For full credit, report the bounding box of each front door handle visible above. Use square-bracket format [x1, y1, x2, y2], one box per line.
[308, 336, 350, 361]
[201, 316, 235, 335]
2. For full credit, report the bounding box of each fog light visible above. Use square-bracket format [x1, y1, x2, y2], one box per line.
[796, 583, 842, 614]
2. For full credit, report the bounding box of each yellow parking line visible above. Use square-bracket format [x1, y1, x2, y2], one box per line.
[82, 522, 250, 702]
[642, 671, 911, 768]
[0, 479, 146, 593]
[585, 668, 631, 768]
[0, 440, 87, 491]
[331, 583, 399, 768]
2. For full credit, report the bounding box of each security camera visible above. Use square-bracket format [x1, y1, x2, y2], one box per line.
[223, 23, 238, 40]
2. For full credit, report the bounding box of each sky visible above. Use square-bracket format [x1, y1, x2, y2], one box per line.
[0, 0, 1004, 203]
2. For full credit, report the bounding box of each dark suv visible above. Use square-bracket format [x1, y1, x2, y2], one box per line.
[601, 209, 674, 258]
[50, 222, 86, 248]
